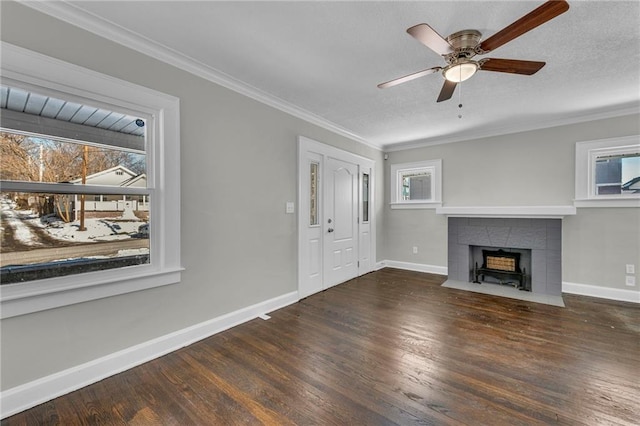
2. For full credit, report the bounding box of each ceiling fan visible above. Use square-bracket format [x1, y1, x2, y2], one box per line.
[378, 0, 570, 102]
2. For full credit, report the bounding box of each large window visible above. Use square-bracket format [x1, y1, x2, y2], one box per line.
[575, 136, 640, 208]
[1, 129, 150, 283]
[390, 159, 442, 209]
[0, 42, 181, 318]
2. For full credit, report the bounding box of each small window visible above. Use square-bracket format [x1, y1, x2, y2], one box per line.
[575, 136, 640, 207]
[362, 173, 369, 222]
[390, 159, 442, 209]
[401, 169, 431, 201]
[310, 162, 319, 226]
[594, 151, 639, 195]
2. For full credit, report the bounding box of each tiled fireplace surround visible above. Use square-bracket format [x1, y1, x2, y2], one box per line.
[447, 217, 562, 296]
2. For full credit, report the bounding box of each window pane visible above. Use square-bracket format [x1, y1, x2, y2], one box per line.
[595, 152, 640, 195]
[401, 170, 432, 200]
[1, 85, 146, 152]
[310, 162, 318, 226]
[1, 191, 150, 284]
[362, 173, 369, 223]
[0, 132, 146, 185]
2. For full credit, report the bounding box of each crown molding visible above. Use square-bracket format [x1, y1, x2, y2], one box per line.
[21, 1, 381, 152]
[383, 103, 640, 152]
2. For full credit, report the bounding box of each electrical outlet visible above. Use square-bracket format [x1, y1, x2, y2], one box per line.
[626, 264, 635, 274]
[412, 246, 418, 254]
[626, 276, 636, 286]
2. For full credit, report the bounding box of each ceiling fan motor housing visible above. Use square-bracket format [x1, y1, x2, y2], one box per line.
[444, 29, 482, 63]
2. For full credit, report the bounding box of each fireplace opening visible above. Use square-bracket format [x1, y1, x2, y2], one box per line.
[470, 246, 531, 291]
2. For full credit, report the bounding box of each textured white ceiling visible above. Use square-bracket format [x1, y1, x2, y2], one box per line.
[33, 1, 640, 150]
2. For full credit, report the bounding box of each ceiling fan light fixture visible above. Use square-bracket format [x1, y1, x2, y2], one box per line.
[443, 61, 478, 83]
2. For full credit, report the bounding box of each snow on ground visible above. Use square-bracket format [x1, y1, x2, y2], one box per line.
[1, 199, 43, 246]
[1, 196, 146, 245]
[52, 248, 149, 263]
[37, 216, 143, 243]
[117, 248, 149, 256]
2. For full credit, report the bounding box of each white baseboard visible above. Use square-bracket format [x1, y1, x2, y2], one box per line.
[374, 261, 386, 271]
[563, 282, 640, 303]
[378, 263, 639, 304]
[382, 260, 448, 276]
[0, 291, 299, 419]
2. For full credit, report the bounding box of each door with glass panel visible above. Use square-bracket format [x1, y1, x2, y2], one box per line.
[299, 153, 323, 298]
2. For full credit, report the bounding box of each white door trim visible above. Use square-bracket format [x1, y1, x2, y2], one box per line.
[297, 136, 376, 298]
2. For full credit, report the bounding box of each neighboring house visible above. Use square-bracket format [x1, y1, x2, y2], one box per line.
[63, 165, 148, 220]
[595, 157, 623, 195]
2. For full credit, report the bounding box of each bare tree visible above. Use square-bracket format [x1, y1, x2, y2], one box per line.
[2, 133, 144, 183]
[0, 133, 39, 181]
[1, 132, 146, 221]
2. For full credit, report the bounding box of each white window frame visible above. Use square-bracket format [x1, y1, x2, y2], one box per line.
[0, 42, 182, 319]
[574, 135, 640, 208]
[390, 159, 442, 209]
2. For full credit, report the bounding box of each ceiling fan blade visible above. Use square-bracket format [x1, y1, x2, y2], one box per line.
[407, 24, 453, 56]
[479, 0, 569, 53]
[437, 80, 457, 102]
[378, 67, 442, 89]
[479, 58, 546, 75]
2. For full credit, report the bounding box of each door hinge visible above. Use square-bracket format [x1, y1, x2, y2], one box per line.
[358, 261, 360, 267]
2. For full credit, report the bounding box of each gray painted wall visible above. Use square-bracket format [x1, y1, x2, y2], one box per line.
[0, 2, 384, 390]
[384, 114, 640, 292]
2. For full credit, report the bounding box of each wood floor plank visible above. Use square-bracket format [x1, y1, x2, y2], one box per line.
[4, 268, 639, 425]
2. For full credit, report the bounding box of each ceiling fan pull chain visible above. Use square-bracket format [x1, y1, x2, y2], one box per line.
[458, 66, 463, 119]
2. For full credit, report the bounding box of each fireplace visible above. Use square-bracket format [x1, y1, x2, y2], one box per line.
[447, 217, 562, 297]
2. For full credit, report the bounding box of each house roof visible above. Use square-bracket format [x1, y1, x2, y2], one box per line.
[68, 165, 143, 187]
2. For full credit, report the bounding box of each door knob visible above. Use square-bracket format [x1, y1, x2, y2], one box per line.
[328, 228, 334, 233]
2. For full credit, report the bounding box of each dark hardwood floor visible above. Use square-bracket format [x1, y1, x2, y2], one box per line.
[5, 268, 639, 425]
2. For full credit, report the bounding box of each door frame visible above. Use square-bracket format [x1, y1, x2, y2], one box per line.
[297, 136, 376, 298]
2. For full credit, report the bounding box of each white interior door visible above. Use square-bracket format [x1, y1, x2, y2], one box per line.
[323, 157, 359, 288]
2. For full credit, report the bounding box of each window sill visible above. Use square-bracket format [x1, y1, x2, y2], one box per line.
[0, 267, 183, 319]
[574, 198, 640, 208]
[390, 202, 442, 210]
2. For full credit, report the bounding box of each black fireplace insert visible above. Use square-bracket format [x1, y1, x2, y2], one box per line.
[473, 249, 530, 291]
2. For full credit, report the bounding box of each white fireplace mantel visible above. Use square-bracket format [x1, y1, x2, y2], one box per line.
[435, 205, 577, 219]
